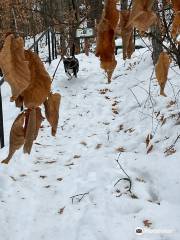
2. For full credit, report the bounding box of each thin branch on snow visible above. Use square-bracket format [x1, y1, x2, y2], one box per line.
[114, 153, 132, 194]
[70, 192, 89, 204]
[129, 88, 141, 107]
[165, 134, 180, 154]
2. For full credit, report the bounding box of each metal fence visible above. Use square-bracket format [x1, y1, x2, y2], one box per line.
[0, 28, 58, 149]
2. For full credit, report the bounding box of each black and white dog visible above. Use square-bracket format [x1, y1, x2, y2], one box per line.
[63, 44, 79, 79]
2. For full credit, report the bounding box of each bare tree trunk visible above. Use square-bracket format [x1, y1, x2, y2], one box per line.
[151, 2, 163, 65]
[121, 0, 128, 10]
[87, 0, 103, 26]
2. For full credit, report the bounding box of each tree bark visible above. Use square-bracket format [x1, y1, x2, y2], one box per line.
[121, 0, 128, 10]
[151, 2, 163, 65]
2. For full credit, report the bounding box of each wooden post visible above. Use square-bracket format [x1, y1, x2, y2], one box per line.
[0, 87, 4, 148]
[84, 38, 89, 56]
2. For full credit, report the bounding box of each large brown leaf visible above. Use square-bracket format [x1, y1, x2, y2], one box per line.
[0, 34, 30, 100]
[155, 52, 171, 96]
[117, 10, 135, 60]
[127, 0, 156, 33]
[34, 107, 44, 140]
[23, 108, 36, 154]
[171, 12, 180, 38]
[22, 50, 51, 108]
[1, 112, 25, 164]
[44, 93, 61, 136]
[96, 0, 119, 83]
[171, 0, 180, 12]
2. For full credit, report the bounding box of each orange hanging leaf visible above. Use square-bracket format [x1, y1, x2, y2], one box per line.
[1, 112, 25, 164]
[118, 10, 135, 60]
[127, 0, 156, 33]
[34, 107, 44, 140]
[23, 108, 36, 154]
[171, 12, 180, 38]
[96, 0, 119, 83]
[44, 93, 61, 136]
[155, 52, 171, 97]
[0, 34, 31, 100]
[171, 0, 180, 12]
[22, 50, 51, 108]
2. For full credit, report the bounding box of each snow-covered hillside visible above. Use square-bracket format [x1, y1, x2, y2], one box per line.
[0, 48, 180, 240]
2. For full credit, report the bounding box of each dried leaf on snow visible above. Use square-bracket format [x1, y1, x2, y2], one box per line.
[147, 144, 153, 154]
[146, 133, 153, 148]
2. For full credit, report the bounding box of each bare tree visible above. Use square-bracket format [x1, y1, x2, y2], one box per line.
[151, 1, 163, 64]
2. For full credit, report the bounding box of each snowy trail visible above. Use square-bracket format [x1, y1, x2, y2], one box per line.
[0, 50, 180, 240]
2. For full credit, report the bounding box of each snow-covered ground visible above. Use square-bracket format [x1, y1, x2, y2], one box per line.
[0, 47, 180, 240]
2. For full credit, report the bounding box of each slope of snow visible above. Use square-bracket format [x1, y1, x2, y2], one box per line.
[0, 48, 180, 240]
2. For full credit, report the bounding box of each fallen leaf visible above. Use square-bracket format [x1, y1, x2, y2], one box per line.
[147, 144, 153, 154]
[143, 219, 152, 228]
[95, 144, 102, 149]
[116, 147, 126, 152]
[58, 207, 65, 215]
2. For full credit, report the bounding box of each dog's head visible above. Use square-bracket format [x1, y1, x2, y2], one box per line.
[63, 56, 79, 78]
[63, 57, 79, 70]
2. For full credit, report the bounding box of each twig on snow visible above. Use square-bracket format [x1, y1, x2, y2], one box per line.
[70, 192, 89, 204]
[129, 88, 141, 107]
[165, 133, 180, 153]
[114, 153, 132, 194]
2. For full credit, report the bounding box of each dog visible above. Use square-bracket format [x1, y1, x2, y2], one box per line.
[63, 56, 79, 78]
[63, 44, 79, 79]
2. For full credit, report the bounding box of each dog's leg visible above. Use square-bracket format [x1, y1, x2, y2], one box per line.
[65, 71, 71, 79]
[73, 68, 77, 78]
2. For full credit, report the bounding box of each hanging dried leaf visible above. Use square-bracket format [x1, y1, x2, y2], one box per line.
[171, 0, 180, 12]
[155, 52, 171, 96]
[34, 107, 44, 140]
[1, 112, 25, 164]
[22, 50, 51, 108]
[103, 0, 119, 30]
[23, 108, 36, 154]
[127, 0, 156, 33]
[15, 95, 24, 108]
[171, 12, 180, 38]
[101, 58, 117, 83]
[118, 10, 135, 60]
[96, 19, 116, 63]
[96, 0, 119, 83]
[0, 34, 31, 100]
[44, 93, 61, 136]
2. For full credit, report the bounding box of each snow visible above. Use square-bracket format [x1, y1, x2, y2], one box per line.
[115, 37, 148, 48]
[0, 46, 180, 240]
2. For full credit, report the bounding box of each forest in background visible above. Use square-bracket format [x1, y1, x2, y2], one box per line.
[0, 0, 179, 67]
